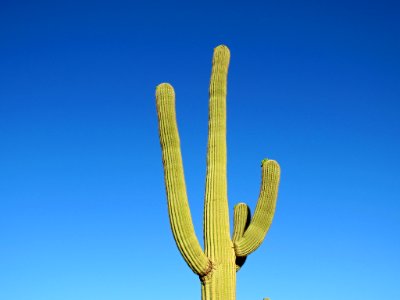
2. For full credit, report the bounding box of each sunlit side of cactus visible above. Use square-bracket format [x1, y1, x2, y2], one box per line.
[156, 45, 280, 300]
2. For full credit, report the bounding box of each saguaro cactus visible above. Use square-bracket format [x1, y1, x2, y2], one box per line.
[156, 45, 280, 300]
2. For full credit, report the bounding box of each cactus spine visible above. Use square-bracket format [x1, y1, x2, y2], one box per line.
[156, 45, 280, 300]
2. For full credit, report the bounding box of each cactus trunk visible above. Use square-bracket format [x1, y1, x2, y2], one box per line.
[201, 261, 236, 300]
[156, 45, 280, 300]
[201, 46, 236, 300]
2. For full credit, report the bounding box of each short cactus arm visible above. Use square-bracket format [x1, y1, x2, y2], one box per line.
[234, 159, 280, 257]
[232, 203, 251, 270]
[156, 83, 212, 276]
[232, 203, 251, 242]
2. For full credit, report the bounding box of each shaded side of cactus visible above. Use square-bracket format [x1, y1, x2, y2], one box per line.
[156, 45, 280, 300]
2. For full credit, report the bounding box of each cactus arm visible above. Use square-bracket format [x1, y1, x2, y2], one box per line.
[156, 83, 212, 276]
[232, 203, 251, 270]
[232, 203, 251, 242]
[233, 159, 280, 257]
[204, 45, 232, 257]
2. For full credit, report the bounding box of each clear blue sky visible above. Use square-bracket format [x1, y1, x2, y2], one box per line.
[1, 1, 399, 299]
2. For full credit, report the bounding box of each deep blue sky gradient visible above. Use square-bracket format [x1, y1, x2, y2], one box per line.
[1, 1, 399, 299]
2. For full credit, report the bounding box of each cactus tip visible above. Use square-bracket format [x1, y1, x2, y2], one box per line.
[156, 82, 173, 90]
[215, 44, 229, 50]
[156, 82, 175, 98]
[213, 44, 231, 61]
[261, 158, 269, 166]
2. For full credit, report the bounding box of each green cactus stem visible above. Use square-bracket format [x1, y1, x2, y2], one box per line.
[156, 45, 280, 300]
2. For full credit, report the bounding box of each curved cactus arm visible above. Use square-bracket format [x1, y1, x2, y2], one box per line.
[233, 159, 280, 257]
[232, 203, 251, 270]
[156, 83, 212, 276]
